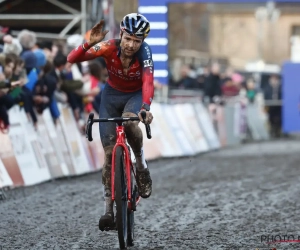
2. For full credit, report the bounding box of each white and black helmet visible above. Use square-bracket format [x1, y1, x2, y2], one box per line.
[120, 13, 150, 39]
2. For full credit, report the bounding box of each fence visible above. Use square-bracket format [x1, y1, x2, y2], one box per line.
[0, 97, 269, 189]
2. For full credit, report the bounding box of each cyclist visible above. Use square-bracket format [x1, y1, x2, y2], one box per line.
[67, 13, 154, 230]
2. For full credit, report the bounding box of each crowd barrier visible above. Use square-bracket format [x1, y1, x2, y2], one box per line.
[0, 99, 269, 188]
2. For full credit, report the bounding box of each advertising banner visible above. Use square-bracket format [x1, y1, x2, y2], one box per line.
[0, 157, 14, 188]
[0, 130, 24, 187]
[151, 103, 188, 157]
[8, 107, 51, 186]
[42, 109, 70, 177]
[173, 103, 209, 154]
[193, 103, 220, 150]
[58, 104, 90, 175]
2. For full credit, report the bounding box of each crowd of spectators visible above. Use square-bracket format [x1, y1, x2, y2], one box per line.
[0, 27, 108, 134]
[170, 62, 283, 137]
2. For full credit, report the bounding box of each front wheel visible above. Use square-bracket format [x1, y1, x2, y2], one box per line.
[115, 146, 128, 249]
[127, 180, 137, 246]
[127, 210, 134, 246]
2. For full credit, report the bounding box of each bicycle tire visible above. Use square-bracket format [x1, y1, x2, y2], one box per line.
[115, 146, 128, 249]
[127, 210, 134, 246]
[127, 183, 136, 246]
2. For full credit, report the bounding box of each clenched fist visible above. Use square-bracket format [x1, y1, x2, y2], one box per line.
[138, 110, 153, 125]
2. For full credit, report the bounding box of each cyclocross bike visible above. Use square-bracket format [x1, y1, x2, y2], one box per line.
[86, 111, 151, 250]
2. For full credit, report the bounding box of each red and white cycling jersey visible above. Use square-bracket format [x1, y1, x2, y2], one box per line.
[67, 39, 154, 109]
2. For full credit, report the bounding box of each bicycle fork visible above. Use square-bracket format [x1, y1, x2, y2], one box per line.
[111, 143, 132, 203]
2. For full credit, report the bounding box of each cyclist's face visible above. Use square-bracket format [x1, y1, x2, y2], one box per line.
[120, 33, 143, 57]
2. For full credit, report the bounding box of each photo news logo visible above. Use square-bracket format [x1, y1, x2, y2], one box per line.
[261, 234, 300, 244]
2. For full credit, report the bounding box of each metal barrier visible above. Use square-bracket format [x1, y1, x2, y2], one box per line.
[156, 88, 271, 142]
[0, 90, 272, 189]
[167, 89, 204, 104]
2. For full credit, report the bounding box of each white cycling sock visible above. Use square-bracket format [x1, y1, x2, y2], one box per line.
[141, 147, 147, 168]
[136, 147, 147, 170]
[104, 197, 113, 215]
[103, 187, 113, 214]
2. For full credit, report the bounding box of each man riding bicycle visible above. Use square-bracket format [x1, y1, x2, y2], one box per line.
[67, 13, 154, 230]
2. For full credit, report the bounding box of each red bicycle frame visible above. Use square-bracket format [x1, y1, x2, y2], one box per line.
[85, 112, 151, 210]
[111, 124, 141, 209]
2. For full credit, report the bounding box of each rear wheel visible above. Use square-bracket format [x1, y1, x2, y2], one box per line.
[115, 146, 128, 249]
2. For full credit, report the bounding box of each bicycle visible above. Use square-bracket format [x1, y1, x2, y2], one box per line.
[85, 111, 151, 250]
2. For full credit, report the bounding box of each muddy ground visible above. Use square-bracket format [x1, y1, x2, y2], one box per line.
[1, 139, 300, 250]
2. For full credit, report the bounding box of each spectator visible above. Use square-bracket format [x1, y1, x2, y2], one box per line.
[50, 52, 87, 132]
[175, 65, 198, 89]
[188, 64, 197, 78]
[0, 58, 22, 133]
[221, 77, 240, 97]
[19, 50, 38, 127]
[37, 40, 54, 61]
[264, 74, 282, 138]
[87, 61, 102, 113]
[204, 62, 222, 103]
[231, 73, 244, 91]
[18, 29, 37, 51]
[245, 78, 257, 103]
[2, 54, 15, 80]
[0, 29, 102, 135]
[2, 34, 22, 56]
[12, 57, 26, 83]
[220, 67, 233, 86]
[32, 61, 57, 115]
[34, 49, 47, 74]
[196, 67, 209, 91]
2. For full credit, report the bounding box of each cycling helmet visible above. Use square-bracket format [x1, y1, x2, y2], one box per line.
[120, 13, 150, 39]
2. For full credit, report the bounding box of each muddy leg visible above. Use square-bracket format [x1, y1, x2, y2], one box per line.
[122, 112, 147, 171]
[102, 145, 114, 214]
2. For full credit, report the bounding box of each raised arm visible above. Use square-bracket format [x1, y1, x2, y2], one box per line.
[67, 20, 109, 63]
[67, 43, 103, 63]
